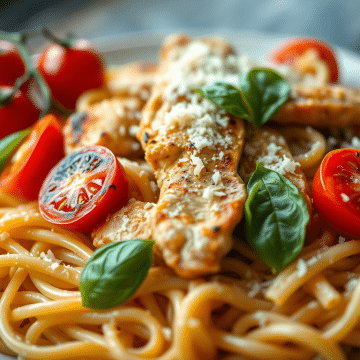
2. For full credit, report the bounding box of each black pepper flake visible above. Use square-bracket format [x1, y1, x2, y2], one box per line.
[150, 140, 157, 144]
[356, 151, 359, 157]
[143, 132, 149, 143]
[189, 143, 195, 148]
[212, 226, 220, 232]
[229, 119, 236, 125]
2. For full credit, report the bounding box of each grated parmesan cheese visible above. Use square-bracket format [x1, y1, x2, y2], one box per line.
[248, 281, 261, 298]
[190, 153, 204, 176]
[257, 142, 300, 175]
[39, 250, 62, 270]
[0, 232, 9, 241]
[119, 215, 130, 232]
[297, 259, 307, 277]
[188, 317, 201, 328]
[129, 125, 139, 137]
[203, 187, 214, 200]
[212, 170, 221, 185]
[253, 311, 267, 327]
[144, 203, 154, 210]
[161, 327, 172, 340]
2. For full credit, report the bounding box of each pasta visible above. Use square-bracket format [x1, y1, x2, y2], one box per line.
[1, 33, 360, 360]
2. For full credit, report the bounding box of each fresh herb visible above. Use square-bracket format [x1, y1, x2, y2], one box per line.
[0, 128, 30, 173]
[244, 163, 310, 273]
[80, 239, 154, 310]
[195, 68, 290, 127]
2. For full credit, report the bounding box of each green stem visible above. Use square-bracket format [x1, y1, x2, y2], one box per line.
[42, 28, 74, 48]
[0, 30, 51, 116]
[0, 72, 34, 106]
[244, 121, 258, 141]
[50, 99, 72, 118]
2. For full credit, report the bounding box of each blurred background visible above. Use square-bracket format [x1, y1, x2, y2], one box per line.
[0, 0, 359, 56]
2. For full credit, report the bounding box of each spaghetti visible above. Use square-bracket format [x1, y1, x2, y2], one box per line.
[0, 34, 360, 360]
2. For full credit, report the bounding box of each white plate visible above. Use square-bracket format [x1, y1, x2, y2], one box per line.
[91, 29, 360, 86]
[1, 30, 360, 360]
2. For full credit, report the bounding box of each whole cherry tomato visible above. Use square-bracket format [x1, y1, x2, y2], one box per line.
[312, 148, 360, 238]
[0, 81, 42, 139]
[268, 37, 339, 83]
[0, 114, 64, 201]
[39, 145, 128, 232]
[38, 30, 105, 110]
[0, 41, 26, 86]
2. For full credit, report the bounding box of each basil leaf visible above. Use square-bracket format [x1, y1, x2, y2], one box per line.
[80, 239, 154, 310]
[0, 128, 30, 173]
[195, 68, 290, 127]
[244, 163, 310, 273]
[194, 82, 252, 121]
[239, 68, 290, 126]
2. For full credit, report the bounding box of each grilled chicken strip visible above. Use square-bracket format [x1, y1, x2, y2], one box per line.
[106, 61, 157, 98]
[137, 35, 247, 278]
[63, 62, 157, 158]
[93, 200, 155, 248]
[272, 85, 360, 127]
[239, 127, 312, 213]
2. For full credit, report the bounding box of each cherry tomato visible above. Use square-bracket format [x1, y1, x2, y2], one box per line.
[0, 114, 64, 200]
[312, 149, 360, 238]
[38, 37, 105, 110]
[39, 145, 128, 232]
[268, 37, 339, 83]
[0, 41, 26, 86]
[0, 82, 42, 139]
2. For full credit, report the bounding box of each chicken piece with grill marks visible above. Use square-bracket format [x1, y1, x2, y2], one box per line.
[63, 62, 157, 158]
[272, 85, 360, 127]
[92, 200, 155, 248]
[137, 34, 247, 278]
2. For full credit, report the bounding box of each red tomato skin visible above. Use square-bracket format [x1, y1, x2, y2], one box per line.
[38, 146, 128, 233]
[0, 114, 65, 200]
[0, 84, 42, 139]
[38, 39, 105, 110]
[0, 41, 26, 86]
[312, 149, 360, 239]
[268, 37, 339, 83]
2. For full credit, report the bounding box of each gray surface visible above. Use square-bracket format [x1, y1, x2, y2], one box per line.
[0, 0, 360, 54]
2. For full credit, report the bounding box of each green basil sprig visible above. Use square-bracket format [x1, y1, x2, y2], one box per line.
[195, 68, 290, 127]
[80, 239, 154, 310]
[0, 128, 30, 173]
[245, 163, 310, 273]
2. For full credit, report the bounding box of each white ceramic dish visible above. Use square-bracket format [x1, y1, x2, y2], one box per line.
[1, 30, 360, 360]
[91, 29, 360, 86]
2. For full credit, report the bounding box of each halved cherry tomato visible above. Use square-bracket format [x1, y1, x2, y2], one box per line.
[38, 32, 105, 110]
[0, 82, 43, 139]
[0, 41, 26, 86]
[39, 145, 128, 232]
[0, 114, 64, 200]
[268, 37, 339, 83]
[312, 148, 360, 238]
